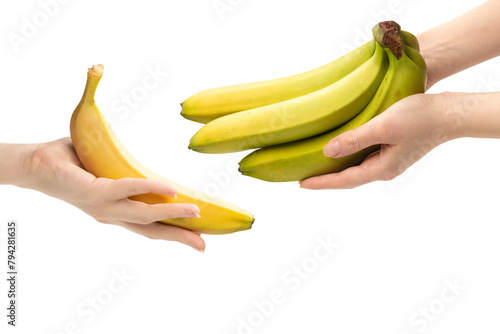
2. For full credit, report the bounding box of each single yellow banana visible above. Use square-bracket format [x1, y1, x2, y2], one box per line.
[238, 45, 426, 182]
[189, 42, 389, 154]
[70, 65, 254, 234]
[181, 41, 375, 123]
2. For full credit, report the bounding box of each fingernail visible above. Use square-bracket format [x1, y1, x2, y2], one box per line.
[190, 210, 201, 218]
[193, 247, 205, 253]
[324, 140, 340, 157]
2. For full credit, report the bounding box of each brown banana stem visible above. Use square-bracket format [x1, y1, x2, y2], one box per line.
[372, 21, 404, 59]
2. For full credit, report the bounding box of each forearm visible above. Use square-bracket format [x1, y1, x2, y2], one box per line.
[417, 0, 500, 89]
[439, 92, 500, 140]
[0, 143, 36, 187]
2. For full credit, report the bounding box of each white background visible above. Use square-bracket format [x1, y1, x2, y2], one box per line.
[1, 0, 499, 333]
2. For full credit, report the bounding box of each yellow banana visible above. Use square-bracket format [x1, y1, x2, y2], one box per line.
[70, 65, 254, 234]
[238, 46, 426, 182]
[181, 41, 375, 123]
[189, 42, 389, 154]
[181, 31, 418, 125]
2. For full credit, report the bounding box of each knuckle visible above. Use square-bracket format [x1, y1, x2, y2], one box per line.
[373, 118, 389, 137]
[371, 114, 395, 142]
[113, 178, 138, 198]
[135, 214, 154, 225]
[344, 135, 361, 152]
[124, 179, 141, 197]
[128, 200, 156, 224]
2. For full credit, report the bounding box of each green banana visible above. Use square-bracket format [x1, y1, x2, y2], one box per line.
[181, 41, 375, 123]
[404, 44, 427, 88]
[401, 31, 420, 51]
[189, 42, 389, 154]
[379, 27, 426, 85]
[238, 46, 425, 182]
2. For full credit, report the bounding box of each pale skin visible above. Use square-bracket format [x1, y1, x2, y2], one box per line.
[301, 0, 500, 189]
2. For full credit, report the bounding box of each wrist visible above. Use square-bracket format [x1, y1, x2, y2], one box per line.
[416, 93, 464, 145]
[416, 32, 447, 90]
[434, 92, 500, 141]
[0, 143, 42, 188]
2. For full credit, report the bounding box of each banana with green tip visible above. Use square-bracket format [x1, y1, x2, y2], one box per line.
[404, 44, 427, 87]
[401, 31, 420, 51]
[189, 42, 389, 154]
[181, 41, 375, 124]
[181, 31, 419, 125]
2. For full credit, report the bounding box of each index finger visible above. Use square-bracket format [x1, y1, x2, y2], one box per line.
[106, 178, 178, 201]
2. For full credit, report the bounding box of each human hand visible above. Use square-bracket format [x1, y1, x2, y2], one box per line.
[300, 94, 453, 189]
[21, 137, 205, 252]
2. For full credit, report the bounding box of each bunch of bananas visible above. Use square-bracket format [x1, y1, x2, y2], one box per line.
[70, 65, 254, 234]
[182, 21, 427, 182]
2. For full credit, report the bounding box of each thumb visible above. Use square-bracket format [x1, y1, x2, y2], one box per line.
[324, 120, 386, 158]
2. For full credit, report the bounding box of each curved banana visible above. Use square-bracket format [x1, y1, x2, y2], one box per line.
[189, 43, 389, 154]
[401, 31, 420, 51]
[181, 41, 375, 123]
[70, 65, 254, 234]
[404, 44, 427, 87]
[238, 46, 426, 182]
